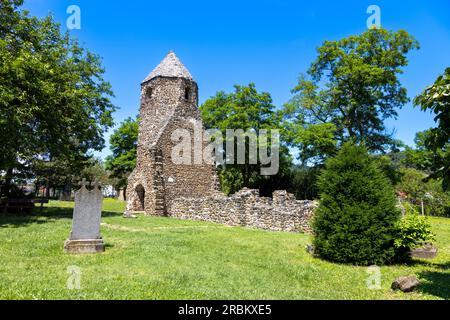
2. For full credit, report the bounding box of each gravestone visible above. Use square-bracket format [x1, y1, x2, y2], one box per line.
[64, 179, 105, 254]
[118, 188, 125, 201]
[410, 243, 438, 259]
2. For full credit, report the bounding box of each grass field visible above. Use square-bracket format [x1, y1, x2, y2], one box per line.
[0, 199, 449, 300]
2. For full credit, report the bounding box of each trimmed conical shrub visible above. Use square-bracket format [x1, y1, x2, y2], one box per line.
[312, 142, 401, 265]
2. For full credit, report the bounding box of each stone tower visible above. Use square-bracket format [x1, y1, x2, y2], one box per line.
[125, 51, 219, 216]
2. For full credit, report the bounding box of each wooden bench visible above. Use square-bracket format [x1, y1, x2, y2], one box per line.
[0, 198, 49, 214]
[32, 198, 49, 210]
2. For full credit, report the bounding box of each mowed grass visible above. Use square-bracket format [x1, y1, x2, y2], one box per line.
[0, 199, 449, 300]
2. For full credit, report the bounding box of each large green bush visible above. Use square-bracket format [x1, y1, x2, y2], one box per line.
[313, 142, 401, 265]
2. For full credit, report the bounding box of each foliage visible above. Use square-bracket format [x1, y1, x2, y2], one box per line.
[31, 155, 85, 197]
[201, 84, 276, 132]
[396, 167, 429, 201]
[396, 167, 450, 217]
[414, 68, 450, 149]
[0, 0, 116, 196]
[282, 28, 419, 164]
[217, 167, 243, 196]
[200, 84, 290, 195]
[313, 142, 401, 265]
[289, 165, 321, 200]
[29, 155, 112, 198]
[105, 117, 138, 190]
[414, 69, 450, 190]
[399, 131, 450, 216]
[373, 153, 403, 186]
[79, 158, 110, 186]
[403, 131, 440, 172]
[403, 130, 449, 189]
[282, 120, 337, 165]
[423, 183, 450, 217]
[394, 202, 435, 254]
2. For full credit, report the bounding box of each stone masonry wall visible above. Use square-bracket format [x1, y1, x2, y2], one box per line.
[126, 76, 218, 215]
[169, 188, 318, 233]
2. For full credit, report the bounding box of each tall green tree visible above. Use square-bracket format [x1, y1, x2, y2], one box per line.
[283, 29, 419, 165]
[200, 84, 290, 195]
[0, 0, 116, 196]
[105, 117, 138, 192]
[31, 154, 84, 198]
[414, 67, 450, 190]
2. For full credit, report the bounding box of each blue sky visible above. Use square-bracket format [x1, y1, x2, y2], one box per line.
[23, 0, 450, 159]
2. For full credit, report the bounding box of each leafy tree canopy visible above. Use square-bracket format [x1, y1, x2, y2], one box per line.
[283, 28, 419, 165]
[0, 0, 116, 195]
[414, 68, 450, 190]
[200, 84, 290, 195]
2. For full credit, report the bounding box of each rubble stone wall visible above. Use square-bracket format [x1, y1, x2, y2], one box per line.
[169, 188, 317, 233]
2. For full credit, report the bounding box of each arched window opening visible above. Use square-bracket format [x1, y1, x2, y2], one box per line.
[146, 87, 153, 98]
[135, 184, 145, 211]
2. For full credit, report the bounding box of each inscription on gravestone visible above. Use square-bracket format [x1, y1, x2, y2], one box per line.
[64, 179, 105, 254]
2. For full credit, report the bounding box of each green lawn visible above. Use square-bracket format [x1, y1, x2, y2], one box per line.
[0, 199, 449, 300]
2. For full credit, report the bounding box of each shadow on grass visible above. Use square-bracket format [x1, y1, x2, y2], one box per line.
[403, 259, 450, 271]
[0, 206, 122, 228]
[418, 269, 450, 299]
[402, 260, 450, 299]
[104, 243, 115, 249]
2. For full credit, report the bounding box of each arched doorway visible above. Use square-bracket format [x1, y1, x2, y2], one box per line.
[135, 184, 145, 211]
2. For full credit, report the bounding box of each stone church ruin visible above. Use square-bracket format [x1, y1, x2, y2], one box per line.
[125, 51, 316, 233]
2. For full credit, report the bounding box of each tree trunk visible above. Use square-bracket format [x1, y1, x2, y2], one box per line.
[3, 168, 14, 197]
[45, 179, 50, 198]
[34, 182, 39, 197]
[60, 181, 72, 201]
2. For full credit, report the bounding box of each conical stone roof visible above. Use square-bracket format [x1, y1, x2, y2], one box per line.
[142, 51, 194, 83]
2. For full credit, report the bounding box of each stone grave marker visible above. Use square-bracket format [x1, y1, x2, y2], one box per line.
[64, 179, 105, 254]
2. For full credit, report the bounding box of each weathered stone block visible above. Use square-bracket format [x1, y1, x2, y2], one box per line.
[410, 244, 438, 259]
[391, 276, 420, 292]
[64, 239, 105, 254]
